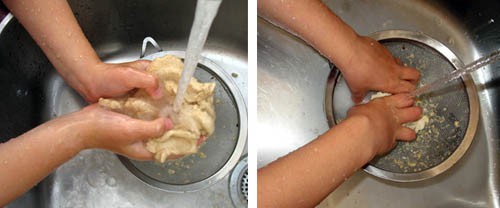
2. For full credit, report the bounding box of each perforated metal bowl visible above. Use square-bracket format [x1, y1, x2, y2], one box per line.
[325, 30, 479, 182]
[117, 38, 247, 192]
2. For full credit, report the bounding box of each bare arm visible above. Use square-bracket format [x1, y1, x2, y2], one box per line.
[258, 116, 375, 207]
[258, 0, 357, 69]
[0, 105, 170, 205]
[258, 94, 422, 207]
[258, 0, 420, 102]
[2, 0, 161, 102]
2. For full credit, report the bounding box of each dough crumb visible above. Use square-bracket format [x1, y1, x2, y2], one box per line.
[168, 169, 176, 175]
[98, 55, 216, 163]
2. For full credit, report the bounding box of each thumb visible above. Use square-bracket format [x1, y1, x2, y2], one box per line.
[120, 67, 163, 99]
[351, 90, 367, 104]
[121, 141, 155, 161]
[119, 67, 159, 92]
[125, 117, 173, 141]
[125, 60, 151, 71]
[120, 60, 163, 99]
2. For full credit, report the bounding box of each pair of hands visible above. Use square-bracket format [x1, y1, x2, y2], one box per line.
[339, 35, 422, 156]
[60, 60, 183, 160]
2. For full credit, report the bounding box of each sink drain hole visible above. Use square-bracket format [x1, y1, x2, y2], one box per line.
[230, 156, 247, 207]
[241, 169, 248, 201]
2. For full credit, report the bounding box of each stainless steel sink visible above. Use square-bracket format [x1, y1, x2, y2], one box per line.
[258, 0, 500, 207]
[1, 0, 247, 207]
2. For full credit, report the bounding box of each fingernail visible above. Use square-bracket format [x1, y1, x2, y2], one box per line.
[404, 93, 413, 100]
[152, 86, 163, 99]
[165, 119, 173, 130]
[197, 136, 206, 146]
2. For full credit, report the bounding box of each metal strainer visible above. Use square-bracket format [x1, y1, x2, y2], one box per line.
[117, 37, 247, 192]
[325, 30, 479, 182]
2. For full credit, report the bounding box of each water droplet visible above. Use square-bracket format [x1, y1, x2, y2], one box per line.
[105, 177, 117, 187]
[434, 17, 442, 25]
[313, 129, 319, 134]
[447, 37, 454, 46]
[16, 89, 28, 97]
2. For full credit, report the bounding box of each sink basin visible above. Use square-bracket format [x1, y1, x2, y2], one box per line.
[258, 0, 499, 207]
[1, 0, 247, 207]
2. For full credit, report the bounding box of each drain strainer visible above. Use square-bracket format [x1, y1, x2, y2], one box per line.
[117, 38, 247, 192]
[325, 30, 479, 182]
[230, 156, 248, 207]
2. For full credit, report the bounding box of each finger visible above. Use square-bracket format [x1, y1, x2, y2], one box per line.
[396, 106, 422, 123]
[145, 84, 163, 100]
[351, 90, 367, 104]
[394, 80, 416, 93]
[400, 67, 420, 83]
[122, 61, 163, 99]
[396, 127, 417, 141]
[197, 135, 206, 146]
[390, 140, 398, 150]
[124, 60, 151, 71]
[122, 141, 154, 161]
[120, 67, 159, 91]
[167, 154, 184, 160]
[124, 117, 172, 140]
[394, 57, 403, 65]
[384, 94, 414, 108]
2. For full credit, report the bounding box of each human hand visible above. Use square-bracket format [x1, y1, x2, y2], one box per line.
[64, 104, 172, 160]
[346, 94, 422, 156]
[76, 60, 162, 103]
[340, 36, 420, 103]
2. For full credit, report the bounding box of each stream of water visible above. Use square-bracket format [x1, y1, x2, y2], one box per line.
[411, 50, 500, 97]
[173, 0, 222, 112]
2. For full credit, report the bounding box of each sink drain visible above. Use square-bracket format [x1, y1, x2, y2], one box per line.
[230, 156, 247, 207]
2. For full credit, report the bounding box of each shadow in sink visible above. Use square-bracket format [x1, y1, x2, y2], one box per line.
[0, 18, 51, 143]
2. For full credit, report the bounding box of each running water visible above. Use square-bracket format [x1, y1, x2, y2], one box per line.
[173, 0, 222, 112]
[411, 50, 500, 97]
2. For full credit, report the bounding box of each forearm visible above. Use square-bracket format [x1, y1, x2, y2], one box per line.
[257, 116, 376, 208]
[0, 116, 84, 205]
[3, 0, 100, 95]
[258, 0, 359, 70]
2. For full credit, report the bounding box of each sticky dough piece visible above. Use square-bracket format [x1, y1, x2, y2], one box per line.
[370, 92, 429, 133]
[98, 55, 216, 162]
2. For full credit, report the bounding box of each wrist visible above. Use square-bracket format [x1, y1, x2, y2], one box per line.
[43, 114, 89, 156]
[73, 60, 105, 100]
[334, 33, 362, 71]
[343, 115, 378, 160]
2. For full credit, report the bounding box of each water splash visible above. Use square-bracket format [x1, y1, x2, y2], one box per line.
[411, 50, 500, 97]
[173, 0, 223, 112]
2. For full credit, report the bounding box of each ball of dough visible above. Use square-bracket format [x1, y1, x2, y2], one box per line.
[98, 55, 216, 162]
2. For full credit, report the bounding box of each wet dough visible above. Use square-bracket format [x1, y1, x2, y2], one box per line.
[99, 55, 216, 162]
[370, 92, 429, 133]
